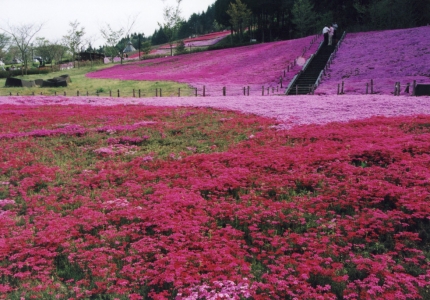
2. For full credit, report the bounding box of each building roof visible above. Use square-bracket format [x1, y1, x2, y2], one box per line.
[123, 41, 136, 53]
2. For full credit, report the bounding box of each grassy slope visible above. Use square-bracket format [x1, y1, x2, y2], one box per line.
[0, 63, 195, 97]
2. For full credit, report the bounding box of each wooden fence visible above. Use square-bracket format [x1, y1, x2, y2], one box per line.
[331, 79, 421, 96]
[3, 85, 287, 98]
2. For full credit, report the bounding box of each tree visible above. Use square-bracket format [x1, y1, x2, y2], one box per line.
[33, 38, 68, 69]
[175, 40, 187, 55]
[0, 32, 10, 62]
[369, 0, 417, 30]
[0, 22, 43, 75]
[84, 34, 99, 68]
[101, 15, 137, 64]
[214, 0, 232, 28]
[51, 42, 68, 67]
[159, 0, 183, 56]
[100, 24, 124, 63]
[227, 0, 252, 41]
[141, 41, 152, 56]
[151, 28, 168, 45]
[34, 37, 53, 66]
[63, 20, 85, 68]
[411, 0, 430, 26]
[4, 45, 20, 65]
[291, 0, 316, 37]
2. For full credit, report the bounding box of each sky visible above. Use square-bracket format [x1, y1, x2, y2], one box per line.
[1, 0, 216, 48]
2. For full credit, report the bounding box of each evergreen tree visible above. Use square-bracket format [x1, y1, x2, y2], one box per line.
[291, 0, 316, 37]
[151, 28, 168, 45]
[227, 0, 252, 41]
[175, 40, 187, 54]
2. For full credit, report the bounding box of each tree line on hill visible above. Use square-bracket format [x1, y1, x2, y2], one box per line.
[148, 0, 430, 47]
[215, 0, 429, 42]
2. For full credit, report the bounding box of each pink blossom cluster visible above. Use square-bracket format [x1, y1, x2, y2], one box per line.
[87, 35, 321, 94]
[59, 62, 74, 70]
[318, 26, 430, 95]
[0, 124, 86, 139]
[176, 279, 253, 300]
[0, 199, 14, 208]
[93, 144, 138, 156]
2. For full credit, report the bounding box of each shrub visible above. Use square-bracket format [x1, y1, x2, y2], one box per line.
[0, 69, 51, 79]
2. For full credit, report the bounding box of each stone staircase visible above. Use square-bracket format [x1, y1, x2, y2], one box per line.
[285, 43, 336, 95]
[285, 31, 347, 95]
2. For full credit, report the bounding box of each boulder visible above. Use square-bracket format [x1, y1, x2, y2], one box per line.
[5, 77, 36, 87]
[35, 79, 44, 86]
[5, 74, 71, 88]
[415, 84, 430, 96]
[21, 80, 36, 88]
[42, 78, 68, 87]
[58, 74, 71, 83]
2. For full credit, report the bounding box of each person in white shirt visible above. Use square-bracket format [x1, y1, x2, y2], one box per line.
[322, 26, 330, 45]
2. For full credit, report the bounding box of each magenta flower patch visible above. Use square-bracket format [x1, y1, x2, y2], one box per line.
[87, 35, 321, 95]
[318, 26, 430, 95]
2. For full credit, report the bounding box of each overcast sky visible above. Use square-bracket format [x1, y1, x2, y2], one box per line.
[1, 0, 216, 47]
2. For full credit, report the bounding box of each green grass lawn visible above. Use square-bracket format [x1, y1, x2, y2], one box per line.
[0, 62, 195, 97]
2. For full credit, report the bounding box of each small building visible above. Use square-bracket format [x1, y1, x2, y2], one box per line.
[123, 41, 136, 53]
[77, 52, 105, 62]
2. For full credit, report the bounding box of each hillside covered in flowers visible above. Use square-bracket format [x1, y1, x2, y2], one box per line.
[317, 26, 430, 95]
[87, 35, 320, 95]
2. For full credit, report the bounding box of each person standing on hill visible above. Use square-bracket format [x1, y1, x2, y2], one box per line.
[323, 26, 329, 45]
[332, 22, 338, 43]
[328, 25, 334, 46]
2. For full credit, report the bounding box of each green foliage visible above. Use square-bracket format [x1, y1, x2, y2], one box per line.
[140, 41, 152, 55]
[291, 0, 317, 37]
[368, 0, 418, 30]
[175, 40, 187, 54]
[63, 20, 85, 64]
[250, 259, 268, 281]
[159, 0, 183, 56]
[214, 0, 232, 28]
[100, 24, 123, 60]
[0, 68, 50, 79]
[151, 28, 168, 46]
[175, 4, 223, 40]
[227, 0, 252, 42]
[0, 32, 10, 62]
[55, 253, 85, 282]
